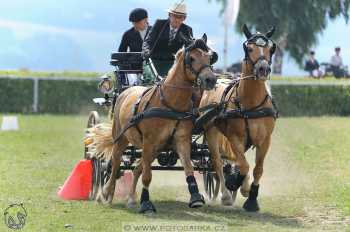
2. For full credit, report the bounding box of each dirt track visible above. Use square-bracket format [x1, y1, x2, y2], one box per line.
[115, 139, 350, 231]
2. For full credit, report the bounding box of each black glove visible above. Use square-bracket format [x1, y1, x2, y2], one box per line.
[178, 32, 193, 47]
[141, 50, 151, 61]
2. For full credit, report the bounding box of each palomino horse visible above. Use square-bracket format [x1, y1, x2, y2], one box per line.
[199, 24, 278, 211]
[87, 35, 217, 214]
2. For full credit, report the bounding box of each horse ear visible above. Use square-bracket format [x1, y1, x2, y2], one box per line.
[266, 26, 275, 38]
[202, 33, 207, 44]
[242, 24, 252, 39]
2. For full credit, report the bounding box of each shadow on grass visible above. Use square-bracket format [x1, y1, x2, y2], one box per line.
[110, 200, 304, 229]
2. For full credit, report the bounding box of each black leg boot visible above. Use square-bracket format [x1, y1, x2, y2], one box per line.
[139, 188, 156, 214]
[243, 183, 260, 212]
[186, 175, 205, 208]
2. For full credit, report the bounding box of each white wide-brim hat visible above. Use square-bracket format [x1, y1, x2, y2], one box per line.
[167, 2, 187, 16]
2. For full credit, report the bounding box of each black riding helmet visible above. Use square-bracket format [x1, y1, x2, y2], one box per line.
[129, 8, 148, 22]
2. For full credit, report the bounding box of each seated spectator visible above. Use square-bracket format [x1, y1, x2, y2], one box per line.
[330, 47, 345, 78]
[305, 51, 322, 78]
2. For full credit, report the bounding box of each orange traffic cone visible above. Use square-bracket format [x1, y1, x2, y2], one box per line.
[57, 159, 92, 200]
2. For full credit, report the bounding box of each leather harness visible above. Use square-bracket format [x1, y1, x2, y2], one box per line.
[194, 80, 279, 151]
[112, 39, 212, 145]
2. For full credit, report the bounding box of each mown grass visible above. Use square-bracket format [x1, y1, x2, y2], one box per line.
[0, 115, 349, 231]
[275, 117, 350, 215]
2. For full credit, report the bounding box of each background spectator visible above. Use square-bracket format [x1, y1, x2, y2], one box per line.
[305, 51, 323, 78]
[330, 47, 345, 78]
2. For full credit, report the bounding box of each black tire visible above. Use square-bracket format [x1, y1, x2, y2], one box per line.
[84, 111, 101, 159]
[203, 171, 220, 200]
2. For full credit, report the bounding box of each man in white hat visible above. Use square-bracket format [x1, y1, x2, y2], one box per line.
[142, 2, 193, 77]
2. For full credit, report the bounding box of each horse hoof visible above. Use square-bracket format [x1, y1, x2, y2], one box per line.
[221, 192, 233, 206]
[189, 193, 205, 208]
[95, 191, 107, 204]
[240, 188, 250, 198]
[221, 199, 233, 206]
[231, 190, 238, 203]
[106, 195, 113, 205]
[139, 201, 156, 214]
[126, 199, 137, 209]
[243, 198, 260, 212]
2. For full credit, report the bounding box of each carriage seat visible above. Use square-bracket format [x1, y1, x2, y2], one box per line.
[110, 52, 143, 74]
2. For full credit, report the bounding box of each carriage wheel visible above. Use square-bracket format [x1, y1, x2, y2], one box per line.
[203, 171, 220, 200]
[89, 158, 113, 200]
[84, 111, 101, 159]
[89, 158, 100, 200]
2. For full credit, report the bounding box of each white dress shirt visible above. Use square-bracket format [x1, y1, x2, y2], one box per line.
[330, 54, 343, 67]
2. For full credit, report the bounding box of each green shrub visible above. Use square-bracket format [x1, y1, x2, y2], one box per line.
[272, 84, 350, 116]
[38, 79, 100, 114]
[1, 78, 350, 116]
[0, 78, 34, 113]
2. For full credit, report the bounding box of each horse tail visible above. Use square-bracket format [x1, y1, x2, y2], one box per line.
[84, 88, 129, 161]
[85, 121, 115, 160]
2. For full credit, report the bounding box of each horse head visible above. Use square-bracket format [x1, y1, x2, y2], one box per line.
[242, 24, 276, 80]
[179, 33, 218, 90]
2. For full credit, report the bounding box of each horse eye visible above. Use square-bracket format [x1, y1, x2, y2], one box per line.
[247, 47, 253, 53]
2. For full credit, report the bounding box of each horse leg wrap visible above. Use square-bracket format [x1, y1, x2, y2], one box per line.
[140, 188, 149, 203]
[243, 183, 260, 212]
[187, 175, 205, 208]
[186, 175, 199, 194]
[248, 183, 259, 200]
[225, 166, 246, 191]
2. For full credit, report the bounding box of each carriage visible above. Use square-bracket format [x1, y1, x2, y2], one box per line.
[84, 52, 223, 201]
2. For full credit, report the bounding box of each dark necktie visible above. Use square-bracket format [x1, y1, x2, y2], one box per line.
[169, 28, 177, 41]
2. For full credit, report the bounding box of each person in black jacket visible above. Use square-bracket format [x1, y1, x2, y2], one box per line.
[304, 51, 322, 78]
[118, 8, 151, 85]
[118, 8, 152, 52]
[142, 2, 193, 77]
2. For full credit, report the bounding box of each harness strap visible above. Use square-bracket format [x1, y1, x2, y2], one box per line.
[132, 87, 154, 115]
[193, 103, 223, 134]
[220, 81, 238, 104]
[132, 86, 157, 137]
[245, 95, 270, 112]
[218, 107, 278, 151]
[165, 120, 181, 148]
[113, 107, 195, 143]
[219, 107, 278, 120]
[271, 98, 280, 118]
[244, 118, 252, 152]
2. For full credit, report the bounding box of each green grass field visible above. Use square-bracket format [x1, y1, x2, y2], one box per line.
[0, 115, 349, 231]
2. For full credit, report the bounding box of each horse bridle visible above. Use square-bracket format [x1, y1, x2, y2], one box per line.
[243, 35, 276, 66]
[184, 44, 215, 87]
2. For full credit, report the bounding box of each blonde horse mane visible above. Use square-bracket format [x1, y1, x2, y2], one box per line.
[166, 48, 186, 78]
